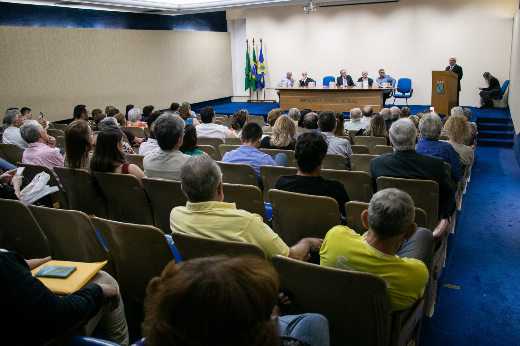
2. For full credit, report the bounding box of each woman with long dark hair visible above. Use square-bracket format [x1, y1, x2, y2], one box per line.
[179, 105, 200, 125]
[179, 124, 204, 156]
[64, 121, 96, 171]
[478, 72, 501, 108]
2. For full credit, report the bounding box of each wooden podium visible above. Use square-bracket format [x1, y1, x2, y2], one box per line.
[431, 71, 458, 115]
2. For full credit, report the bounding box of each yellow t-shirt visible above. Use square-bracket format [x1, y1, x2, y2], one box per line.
[320, 226, 428, 312]
[170, 201, 290, 260]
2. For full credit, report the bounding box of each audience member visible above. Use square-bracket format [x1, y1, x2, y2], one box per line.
[416, 112, 424, 120]
[143, 113, 190, 180]
[260, 115, 296, 150]
[20, 107, 32, 120]
[276, 131, 350, 219]
[127, 108, 147, 128]
[179, 124, 204, 156]
[73, 105, 89, 122]
[226, 109, 249, 139]
[182, 101, 197, 117]
[302, 111, 319, 132]
[0, 169, 23, 199]
[170, 102, 180, 113]
[380, 108, 393, 133]
[363, 114, 389, 144]
[361, 106, 373, 123]
[423, 109, 431, 114]
[332, 112, 347, 137]
[125, 104, 134, 120]
[320, 188, 433, 312]
[0, 251, 128, 345]
[20, 120, 64, 175]
[105, 105, 115, 115]
[179, 104, 200, 125]
[139, 111, 162, 156]
[416, 113, 462, 182]
[409, 115, 420, 130]
[463, 108, 478, 147]
[90, 128, 145, 180]
[196, 106, 230, 142]
[390, 106, 400, 120]
[170, 155, 322, 260]
[97, 117, 134, 155]
[443, 116, 474, 167]
[222, 123, 286, 189]
[92, 109, 105, 131]
[2, 108, 28, 149]
[343, 108, 367, 137]
[370, 118, 456, 218]
[114, 113, 144, 147]
[399, 107, 411, 119]
[107, 108, 120, 118]
[267, 108, 284, 127]
[2, 108, 18, 133]
[318, 110, 353, 169]
[288, 108, 300, 129]
[297, 109, 312, 135]
[64, 121, 96, 171]
[141, 256, 330, 346]
[141, 105, 154, 122]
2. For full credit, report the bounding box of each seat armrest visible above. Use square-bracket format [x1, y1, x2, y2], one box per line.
[433, 219, 448, 241]
[410, 88, 414, 97]
[391, 298, 424, 346]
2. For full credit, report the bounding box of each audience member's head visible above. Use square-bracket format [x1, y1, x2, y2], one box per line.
[4, 109, 23, 127]
[333, 112, 345, 136]
[92, 109, 104, 124]
[349, 108, 362, 123]
[418, 112, 442, 140]
[463, 108, 472, 122]
[107, 108, 120, 118]
[146, 111, 162, 139]
[128, 108, 141, 123]
[65, 120, 95, 171]
[390, 106, 400, 119]
[362, 106, 373, 118]
[366, 188, 415, 240]
[416, 112, 424, 120]
[74, 105, 88, 121]
[380, 108, 391, 121]
[180, 155, 222, 203]
[399, 107, 411, 119]
[266, 108, 283, 127]
[389, 118, 417, 151]
[125, 105, 134, 119]
[142, 256, 280, 346]
[179, 105, 191, 121]
[445, 116, 470, 144]
[200, 106, 215, 124]
[20, 107, 32, 119]
[303, 112, 319, 129]
[450, 107, 463, 117]
[365, 114, 389, 138]
[154, 114, 185, 151]
[179, 123, 199, 154]
[170, 103, 180, 112]
[295, 131, 328, 173]
[98, 117, 119, 131]
[231, 109, 249, 131]
[288, 108, 300, 121]
[143, 105, 154, 119]
[114, 113, 126, 127]
[409, 115, 420, 129]
[90, 128, 125, 173]
[270, 115, 295, 147]
[318, 110, 337, 132]
[298, 109, 312, 128]
[241, 122, 263, 145]
[20, 120, 45, 144]
[105, 105, 115, 115]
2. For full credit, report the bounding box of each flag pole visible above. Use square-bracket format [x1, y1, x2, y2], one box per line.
[247, 39, 251, 102]
[261, 38, 265, 102]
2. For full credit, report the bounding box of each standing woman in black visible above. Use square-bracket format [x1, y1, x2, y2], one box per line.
[478, 72, 501, 108]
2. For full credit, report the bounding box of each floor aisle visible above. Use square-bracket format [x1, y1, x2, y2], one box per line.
[422, 146, 520, 345]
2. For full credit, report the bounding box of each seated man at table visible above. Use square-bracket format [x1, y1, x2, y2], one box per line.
[320, 188, 432, 312]
[195, 106, 230, 142]
[276, 131, 350, 220]
[170, 155, 322, 260]
[299, 71, 314, 86]
[357, 71, 373, 87]
[318, 110, 353, 170]
[278, 71, 295, 87]
[336, 69, 354, 87]
[375, 69, 396, 105]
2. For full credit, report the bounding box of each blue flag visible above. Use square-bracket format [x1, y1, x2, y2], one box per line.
[257, 47, 265, 91]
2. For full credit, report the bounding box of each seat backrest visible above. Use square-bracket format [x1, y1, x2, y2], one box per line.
[259, 148, 297, 167]
[197, 145, 221, 160]
[141, 178, 187, 234]
[444, 162, 451, 177]
[125, 154, 145, 171]
[502, 80, 510, 94]
[52, 123, 68, 132]
[217, 161, 259, 187]
[259, 165, 298, 202]
[0, 143, 23, 165]
[323, 76, 335, 85]
[249, 115, 266, 127]
[123, 126, 146, 138]
[17, 163, 69, 209]
[322, 153, 346, 170]
[345, 201, 428, 235]
[337, 135, 352, 145]
[219, 144, 240, 158]
[54, 167, 109, 218]
[225, 137, 242, 145]
[348, 130, 359, 143]
[222, 183, 270, 224]
[56, 136, 66, 149]
[397, 78, 412, 93]
[374, 145, 394, 155]
[376, 177, 439, 231]
[91, 217, 174, 304]
[350, 154, 378, 176]
[93, 172, 154, 225]
[197, 137, 224, 156]
[28, 206, 116, 277]
[354, 136, 388, 154]
[47, 129, 65, 138]
[172, 231, 266, 262]
[272, 255, 390, 346]
[0, 199, 52, 258]
[321, 169, 372, 202]
[351, 145, 369, 154]
[269, 189, 341, 246]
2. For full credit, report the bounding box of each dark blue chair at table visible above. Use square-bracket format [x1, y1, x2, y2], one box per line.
[323, 76, 335, 86]
[392, 78, 413, 105]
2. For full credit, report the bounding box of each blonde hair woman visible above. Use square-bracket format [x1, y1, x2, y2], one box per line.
[260, 115, 296, 150]
[363, 114, 389, 144]
[266, 108, 283, 127]
[443, 116, 474, 167]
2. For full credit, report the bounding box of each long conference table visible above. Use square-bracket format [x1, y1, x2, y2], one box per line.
[274, 86, 396, 113]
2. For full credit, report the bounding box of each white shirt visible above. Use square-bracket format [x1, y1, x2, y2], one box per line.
[139, 138, 160, 156]
[360, 116, 372, 124]
[362, 79, 369, 87]
[196, 123, 230, 142]
[344, 121, 369, 131]
[143, 149, 191, 181]
[2, 126, 28, 150]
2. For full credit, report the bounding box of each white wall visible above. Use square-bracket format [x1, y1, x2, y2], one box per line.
[227, 0, 517, 107]
[510, 10, 520, 133]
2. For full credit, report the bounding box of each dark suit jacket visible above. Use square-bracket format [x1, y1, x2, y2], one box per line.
[336, 75, 354, 87]
[357, 77, 373, 86]
[299, 78, 315, 86]
[370, 150, 456, 219]
[445, 64, 463, 91]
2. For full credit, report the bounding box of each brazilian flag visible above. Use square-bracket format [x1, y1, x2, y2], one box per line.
[251, 47, 258, 92]
[245, 48, 252, 91]
[257, 47, 265, 91]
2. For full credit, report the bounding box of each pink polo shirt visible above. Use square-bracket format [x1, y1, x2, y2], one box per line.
[22, 142, 64, 180]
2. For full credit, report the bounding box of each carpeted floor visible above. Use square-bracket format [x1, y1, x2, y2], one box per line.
[421, 146, 520, 345]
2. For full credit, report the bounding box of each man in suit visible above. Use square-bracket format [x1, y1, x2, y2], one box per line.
[357, 71, 373, 87]
[299, 71, 314, 86]
[445, 57, 463, 106]
[336, 69, 354, 87]
[370, 118, 456, 219]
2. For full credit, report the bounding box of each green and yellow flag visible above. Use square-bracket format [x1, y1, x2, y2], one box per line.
[251, 47, 258, 92]
[245, 47, 252, 91]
